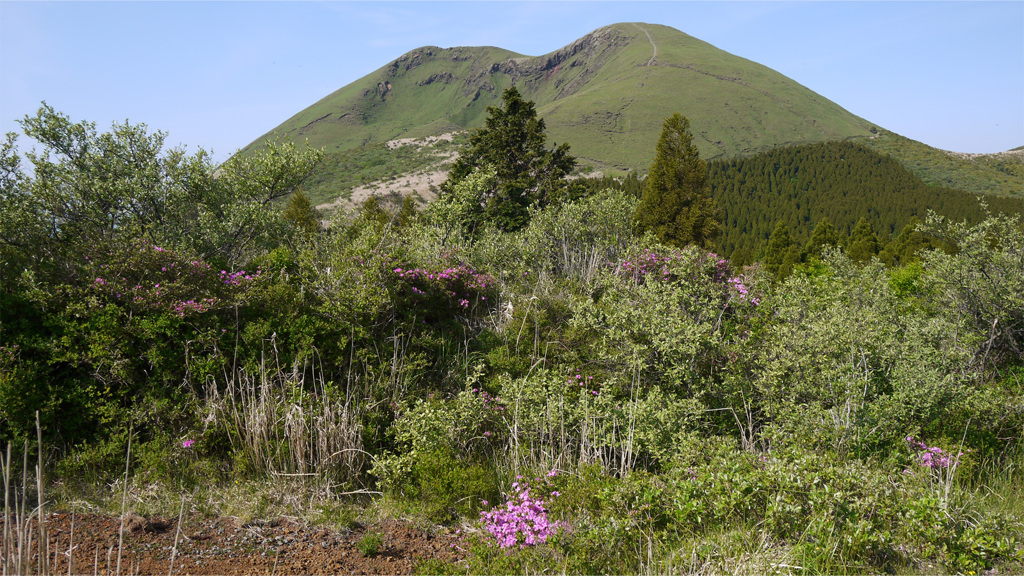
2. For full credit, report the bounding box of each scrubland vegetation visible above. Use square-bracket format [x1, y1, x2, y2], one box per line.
[1, 97, 1023, 574]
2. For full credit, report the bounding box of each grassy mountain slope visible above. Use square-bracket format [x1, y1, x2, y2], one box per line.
[246, 23, 876, 176]
[853, 131, 1024, 197]
[531, 24, 876, 171]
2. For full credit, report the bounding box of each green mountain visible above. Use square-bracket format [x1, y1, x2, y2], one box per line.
[246, 24, 874, 170]
[245, 22, 1023, 203]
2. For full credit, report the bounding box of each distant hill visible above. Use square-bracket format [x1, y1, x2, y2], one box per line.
[243, 22, 1022, 206]
[705, 141, 1024, 260]
[853, 131, 1024, 197]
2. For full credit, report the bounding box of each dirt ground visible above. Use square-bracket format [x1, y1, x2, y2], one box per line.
[13, 511, 467, 575]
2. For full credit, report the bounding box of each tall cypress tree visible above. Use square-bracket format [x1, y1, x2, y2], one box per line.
[848, 217, 880, 264]
[634, 113, 720, 248]
[804, 217, 841, 261]
[763, 221, 793, 280]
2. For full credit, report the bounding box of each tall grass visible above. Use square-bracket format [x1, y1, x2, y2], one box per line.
[496, 367, 646, 480]
[205, 352, 366, 486]
[2, 413, 48, 576]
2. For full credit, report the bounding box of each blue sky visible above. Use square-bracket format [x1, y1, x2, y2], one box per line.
[2, 1, 1022, 161]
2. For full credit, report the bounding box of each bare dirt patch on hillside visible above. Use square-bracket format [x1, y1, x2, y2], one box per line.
[316, 134, 459, 215]
[13, 512, 466, 575]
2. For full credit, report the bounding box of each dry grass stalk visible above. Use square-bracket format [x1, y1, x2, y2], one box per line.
[2, 416, 49, 576]
[167, 494, 186, 576]
[207, 351, 366, 485]
[116, 428, 132, 576]
[35, 412, 48, 576]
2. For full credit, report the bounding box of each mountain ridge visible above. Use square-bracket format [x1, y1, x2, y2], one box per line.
[243, 22, 1023, 201]
[246, 23, 877, 171]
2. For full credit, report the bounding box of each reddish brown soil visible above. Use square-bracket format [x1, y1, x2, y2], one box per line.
[9, 512, 467, 575]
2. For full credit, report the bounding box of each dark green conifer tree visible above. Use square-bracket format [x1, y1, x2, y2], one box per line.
[730, 245, 753, 268]
[779, 243, 804, 280]
[804, 217, 841, 261]
[281, 188, 322, 240]
[354, 196, 392, 231]
[441, 87, 576, 232]
[394, 196, 419, 229]
[763, 221, 793, 280]
[634, 113, 720, 248]
[879, 218, 935, 267]
[848, 217, 881, 264]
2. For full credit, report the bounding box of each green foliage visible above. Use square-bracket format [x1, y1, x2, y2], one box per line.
[7, 106, 1024, 576]
[918, 208, 1024, 370]
[847, 216, 881, 264]
[426, 166, 497, 243]
[409, 449, 500, 523]
[281, 188, 322, 241]
[371, 388, 500, 521]
[441, 87, 577, 231]
[856, 130, 1024, 197]
[803, 216, 841, 262]
[356, 531, 384, 557]
[878, 217, 939, 267]
[761, 221, 794, 281]
[634, 113, 721, 249]
[572, 246, 739, 397]
[731, 249, 1001, 456]
[1, 104, 323, 275]
[508, 187, 639, 287]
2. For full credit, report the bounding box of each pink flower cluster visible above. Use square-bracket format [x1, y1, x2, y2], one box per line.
[567, 368, 600, 396]
[219, 269, 259, 286]
[617, 248, 686, 283]
[473, 388, 505, 412]
[86, 244, 261, 317]
[480, 474, 566, 549]
[906, 436, 962, 469]
[729, 276, 760, 305]
[616, 249, 732, 286]
[392, 264, 495, 309]
[171, 298, 218, 316]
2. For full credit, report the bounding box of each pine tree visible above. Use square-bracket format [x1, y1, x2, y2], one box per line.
[634, 113, 720, 248]
[441, 87, 575, 232]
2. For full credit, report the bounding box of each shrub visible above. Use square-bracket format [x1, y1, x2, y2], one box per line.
[729, 249, 986, 455]
[409, 448, 500, 523]
[371, 387, 501, 521]
[357, 531, 384, 557]
[918, 209, 1024, 372]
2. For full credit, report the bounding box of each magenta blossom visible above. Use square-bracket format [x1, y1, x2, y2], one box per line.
[480, 475, 567, 549]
